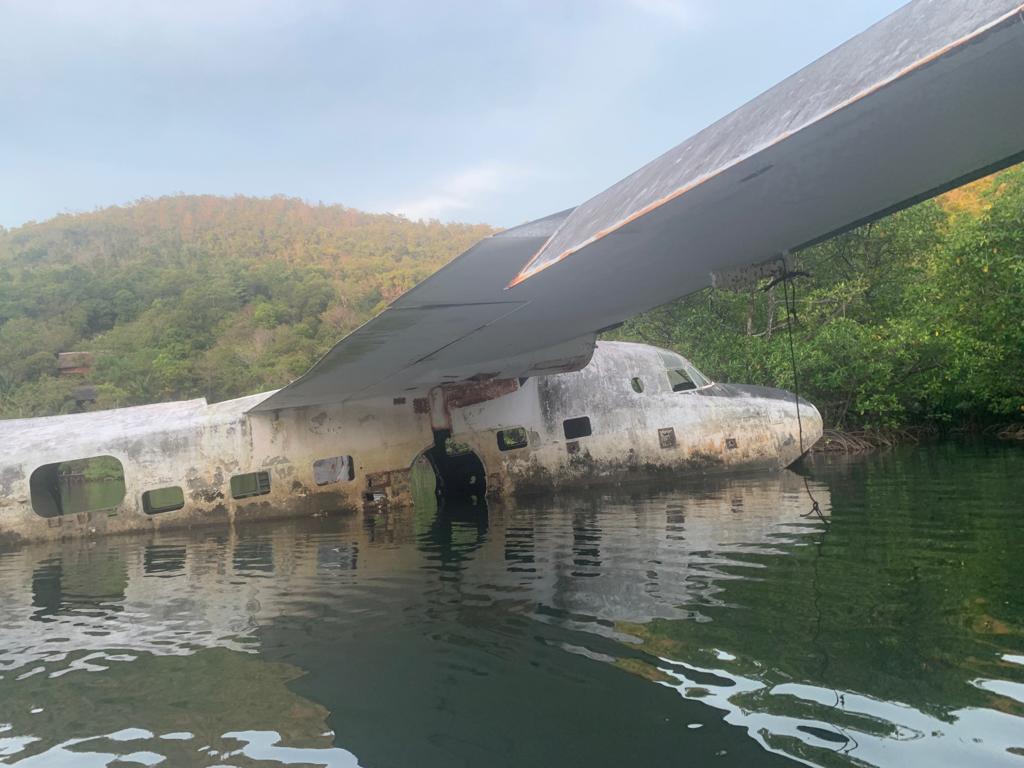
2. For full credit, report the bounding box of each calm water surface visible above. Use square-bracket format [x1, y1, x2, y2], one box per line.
[1, 443, 1022, 767]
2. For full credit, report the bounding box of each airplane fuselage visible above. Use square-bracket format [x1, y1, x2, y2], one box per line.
[0, 342, 821, 545]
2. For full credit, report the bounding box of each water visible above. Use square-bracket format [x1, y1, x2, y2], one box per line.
[1, 443, 1022, 767]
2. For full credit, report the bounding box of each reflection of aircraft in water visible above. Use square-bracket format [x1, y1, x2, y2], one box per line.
[1, 473, 1022, 768]
[456, 470, 830, 624]
[3, 1, 1024, 542]
[0, 473, 825, 674]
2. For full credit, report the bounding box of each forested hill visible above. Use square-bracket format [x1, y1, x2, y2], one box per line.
[0, 195, 495, 417]
[3, 168, 1023, 430]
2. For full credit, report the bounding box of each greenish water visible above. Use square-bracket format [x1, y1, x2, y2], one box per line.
[0, 443, 1021, 767]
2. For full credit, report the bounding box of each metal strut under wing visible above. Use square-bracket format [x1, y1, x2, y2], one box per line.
[253, 0, 1024, 412]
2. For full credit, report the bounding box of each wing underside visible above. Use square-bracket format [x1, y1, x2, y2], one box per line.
[253, 0, 1024, 412]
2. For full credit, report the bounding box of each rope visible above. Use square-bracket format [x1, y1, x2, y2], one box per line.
[777, 254, 827, 526]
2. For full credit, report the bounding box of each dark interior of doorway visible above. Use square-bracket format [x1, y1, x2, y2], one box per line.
[424, 429, 487, 507]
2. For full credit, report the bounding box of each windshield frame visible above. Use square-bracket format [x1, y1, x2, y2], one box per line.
[657, 349, 714, 393]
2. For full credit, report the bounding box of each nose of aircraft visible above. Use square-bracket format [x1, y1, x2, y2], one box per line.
[796, 397, 824, 452]
[713, 383, 824, 459]
[776, 393, 823, 465]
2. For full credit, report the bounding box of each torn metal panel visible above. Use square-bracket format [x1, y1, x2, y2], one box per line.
[443, 378, 519, 409]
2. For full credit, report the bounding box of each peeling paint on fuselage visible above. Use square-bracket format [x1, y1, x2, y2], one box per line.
[453, 342, 820, 494]
[0, 342, 821, 544]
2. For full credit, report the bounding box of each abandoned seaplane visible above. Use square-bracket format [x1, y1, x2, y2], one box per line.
[2, 0, 1023, 544]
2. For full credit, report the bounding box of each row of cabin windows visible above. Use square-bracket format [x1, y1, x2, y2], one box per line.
[498, 419, 593, 448]
[453, 421, 597, 450]
[28, 454, 356, 519]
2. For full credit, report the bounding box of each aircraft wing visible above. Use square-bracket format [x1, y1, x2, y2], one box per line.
[252, 0, 1024, 412]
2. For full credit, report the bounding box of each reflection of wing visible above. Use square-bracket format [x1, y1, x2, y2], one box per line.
[253, 1, 1024, 412]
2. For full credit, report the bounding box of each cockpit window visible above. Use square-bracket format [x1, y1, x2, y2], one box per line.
[658, 349, 711, 392]
[668, 368, 699, 392]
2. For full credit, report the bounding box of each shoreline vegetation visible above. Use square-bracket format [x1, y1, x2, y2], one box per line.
[608, 164, 1024, 443]
[1, 167, 1022, 447]
[812, 421, 1024, 453]
[810, 425, 1024, 453]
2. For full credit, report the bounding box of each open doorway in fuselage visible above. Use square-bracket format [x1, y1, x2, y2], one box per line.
[415, 429, 487, 510]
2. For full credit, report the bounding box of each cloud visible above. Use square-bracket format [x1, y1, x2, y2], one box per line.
[624, 0, 692, 29]
[390, 162, 527, 222]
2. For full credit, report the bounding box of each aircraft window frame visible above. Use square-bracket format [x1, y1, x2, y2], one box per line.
[563, 416, 592, 440]
[142, 486, 185, 515]
[29, 455, 126, 518]
[230, 470, 271, 500]
[496, 427, 529, 451]
[658, 349, 712, 393]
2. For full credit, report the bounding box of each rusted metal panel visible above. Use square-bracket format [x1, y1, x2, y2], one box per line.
[443, 378, 519, 409]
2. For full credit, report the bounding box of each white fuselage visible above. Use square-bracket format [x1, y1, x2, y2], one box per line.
[0, 342, 821, 545]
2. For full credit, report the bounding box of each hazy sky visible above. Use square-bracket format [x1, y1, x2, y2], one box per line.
[1, 0, 907, 229]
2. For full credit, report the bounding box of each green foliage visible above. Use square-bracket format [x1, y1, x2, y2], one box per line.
[0, 195, 493, 418]
[612, 165, 1024, 430]
[2, 170, 1021, 430]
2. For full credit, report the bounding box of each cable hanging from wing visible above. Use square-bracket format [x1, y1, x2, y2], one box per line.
[773, 252, 827, 527]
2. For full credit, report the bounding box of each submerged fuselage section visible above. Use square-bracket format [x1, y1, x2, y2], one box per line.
[0, 342, 820, 544]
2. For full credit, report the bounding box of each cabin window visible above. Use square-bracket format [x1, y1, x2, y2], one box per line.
[313, 456, 355, 486]
[142, 486, 185, 515]
[30, 455, 126, 518]
[630, 377, 644, 393]
[563, 416, 592, 440]
[497, 427, 529, 451]
[230, 471, 271, 500]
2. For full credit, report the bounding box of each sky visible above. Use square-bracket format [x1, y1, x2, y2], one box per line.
[0, 0, 908, 230]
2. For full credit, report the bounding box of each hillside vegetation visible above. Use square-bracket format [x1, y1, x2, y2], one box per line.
[0, 196, 493, 417]
[2, 165, 1022, 431]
